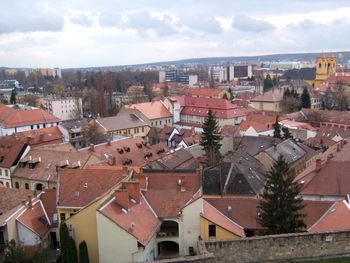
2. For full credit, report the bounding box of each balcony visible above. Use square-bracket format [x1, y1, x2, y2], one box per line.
[157, 221, 179, 238]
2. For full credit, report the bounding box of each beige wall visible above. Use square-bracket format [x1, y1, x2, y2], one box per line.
[251, 101, 281, 112]
[200, 217, 240, 240]
[108, 125, 150, 138]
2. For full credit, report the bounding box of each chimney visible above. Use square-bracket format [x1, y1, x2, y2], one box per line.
[316, 159, 322, 172]
[122, 181, 140, 203]
[89, 144, 95, 151]
[178, 176, 186, 192]
[110, 156, 116, 166]
[191, 127, 195, 136]
[27, 195, 32, 209]
[39, 133, 45, 141]
[135, 176, 148, 191]
[107, 140, 112, 146]
[227, 206, 233, 218]
[115, 189, 130, 210]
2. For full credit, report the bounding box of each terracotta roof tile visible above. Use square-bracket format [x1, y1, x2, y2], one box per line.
[125, 101, 172, 120]
[12, 126, 64, 146]
[0, 136, 27, 168]
[58, 168, 127, 208]
[202, 200, 245, 237]
[17, 200, 50, 236]
[99, 194, 160, 247]
[184, 88, 224, 97]
[0, 105, 61, 128]
[79, 137, 169, 167]
[309, 200, 350, 233]
[138, 171, 200, 218]
[13, 143, 93, 184]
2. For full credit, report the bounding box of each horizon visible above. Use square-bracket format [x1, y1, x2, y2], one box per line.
[1, 0, 350, 68]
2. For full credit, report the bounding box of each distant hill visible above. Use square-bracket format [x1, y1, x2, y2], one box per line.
[66, 51, 350, 72]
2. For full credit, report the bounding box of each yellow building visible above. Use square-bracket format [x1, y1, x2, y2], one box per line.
[306, 56, 336, 88]
[57, 168, 132, 263]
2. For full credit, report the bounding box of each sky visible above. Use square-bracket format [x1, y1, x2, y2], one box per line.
[0, 0, 350, 68]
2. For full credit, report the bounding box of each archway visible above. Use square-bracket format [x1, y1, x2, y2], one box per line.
[157, 241, 179, 260]
[35, 183, 44, 191]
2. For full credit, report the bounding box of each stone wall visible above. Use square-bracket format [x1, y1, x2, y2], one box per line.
[203, 230, 350, 263]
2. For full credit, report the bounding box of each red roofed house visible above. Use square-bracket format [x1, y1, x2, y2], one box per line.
[16, 189, 57, 251]
[96, 170, 204, 262]
[0, 136, 30, 188]
[239, 114, 276, 137]
[0, 105, 61, 136]
[120, 101, 173, 128]
[58, 168, 131, 263]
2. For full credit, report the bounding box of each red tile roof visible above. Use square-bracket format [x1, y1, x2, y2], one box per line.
[40, 189, 57, 224]
[240, 114, 276, 132]
[99, 193, 160, 247]
[138, 171, 201, 218]
[125, 101, 172, 120]
[184, 88, 224, 97]
[0, 105, 60, 128]
[309, 200, 350, 233]
[79, 137, 169, 167]
[58, 168, 127, 208]
[12, 126, 64, 146]
[202, 200, 245, 237]
[205, 197, 334, 230]
[0, 136, 27, 168]
[300, 161, 350, 196]
[181, 96, 246, 119]
[17, 200, 50, 237]
[13, 143, 93, 184]
[251, 88, 284, 102]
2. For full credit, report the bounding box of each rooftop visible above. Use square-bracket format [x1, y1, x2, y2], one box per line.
[0, 136, 27, 168]
[0, 104, 61, 128]
[12, 126, 64, 146]
[96, 114, 148, 132]
[125, 101, 172, 120]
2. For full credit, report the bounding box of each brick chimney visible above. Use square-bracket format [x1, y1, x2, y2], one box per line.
[227, 206, 233, 218]
[27, 195, 32, 209]
[110, 156, 116, 166]
[316, 159, 322, 172]
[115, 189, 130, 210]
[107, 140, 112, 146]
[122, 181, 140, 203]
[89, 144, 95, 151]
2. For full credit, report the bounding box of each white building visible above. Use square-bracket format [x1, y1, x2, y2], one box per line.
[208, 66, 228, 82]
[46, 97, 83, 121]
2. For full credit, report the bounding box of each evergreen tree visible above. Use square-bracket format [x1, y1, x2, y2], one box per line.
[282, 127, 292, 139]
[10, 89, 16, 105]
[79, 241, 90, 263]
[69, 237, 78, 263]
[263, 74, 273, 91]
[60, 222, 70, 263]
[258, 156, 306, 234]
[200, 109, 222, 167]
[273, 116, 281, 139]
[301, 87, 311, 108]
[283, 88, 291, 99]
[222, 93, 229, 100]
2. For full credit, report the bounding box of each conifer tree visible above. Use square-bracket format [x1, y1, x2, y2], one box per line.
[60, 222, 70, 263]
[79, 241, 90, 263]
[258, 156, 306, 234]
[10, 89, 16, 105]
[301, 87, 311, 109]
[69, 237, 78, 263]
[273, 116, 281, 138]
[200, 109, 222, 167]
[282, 127, 292, 139]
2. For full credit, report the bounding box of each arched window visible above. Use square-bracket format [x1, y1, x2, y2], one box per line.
[15, 182, 20, 188]
[36, 183, 43, 191]
[25, 183, 29, 190]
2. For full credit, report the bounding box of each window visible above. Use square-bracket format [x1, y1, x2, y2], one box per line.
[209, 225, 216, 237]
[25, 183, 29, 189]
[15, 182, 19, 188]
[60, 213, 66, 221]
[5, 182, 9, 188]
[31, 125, 34, 130]
[0, 231, 4, 244]
[142, 127, 144, 133]
[70, 213, 74, 217]
[0, 169, 2, 176]
[4, 170, 8, 177]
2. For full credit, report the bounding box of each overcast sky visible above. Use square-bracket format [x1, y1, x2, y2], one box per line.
[1, 0, 349, 68]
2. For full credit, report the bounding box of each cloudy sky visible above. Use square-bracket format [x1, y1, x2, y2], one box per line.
[1, 0, 349, 68]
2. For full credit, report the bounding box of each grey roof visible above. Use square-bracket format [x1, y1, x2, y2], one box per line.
[146, 149, 198, 170]
[241, 136, 281, 156]
[184, 144, 205, 158]
[282, 68, 316, 81]
[203, 151, 266, 196]
[265, 139, 306, 164]
[96, 114, 147, 131]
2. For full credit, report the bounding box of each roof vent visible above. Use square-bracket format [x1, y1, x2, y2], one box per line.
[117, 148, 124, 154]
[123, 146, 130, 152]
[83, 183, 88, 188]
